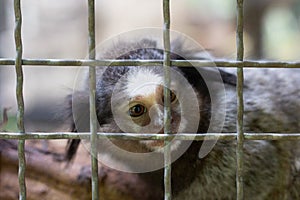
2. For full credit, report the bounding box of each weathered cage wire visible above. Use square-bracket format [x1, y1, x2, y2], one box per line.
[235, 0, 245, 199]
[13, 0, 26, 200]
[0, 0, 300, 200]
[1, 132, 300, 141]
[162, 0, 172, 199]
[1, 58, 300, 68]
[87, 0, 99, 199]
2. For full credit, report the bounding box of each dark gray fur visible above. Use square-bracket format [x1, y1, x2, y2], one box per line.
[176, 67, 300, 200]
[66, 39, 300, 199]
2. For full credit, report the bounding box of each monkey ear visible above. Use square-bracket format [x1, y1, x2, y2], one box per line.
[171, 38, 236, 86]
[218, 69, 237, 86]
[171, 55, 237, 88]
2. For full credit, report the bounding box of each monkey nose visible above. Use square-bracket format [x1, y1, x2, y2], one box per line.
[158, 118, 174, 134]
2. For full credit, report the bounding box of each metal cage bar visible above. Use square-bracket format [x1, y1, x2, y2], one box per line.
[162, 0, 172, 199]
[13, 0, 27, 199]
[87, 0, 99, 199]
[0, 1, 299, 200]
[1, 132, 300, 141]
[236, 0, 245, 199]
[1, 58, 300, 68]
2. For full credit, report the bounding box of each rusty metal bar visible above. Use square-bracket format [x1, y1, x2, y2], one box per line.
[1, 132, 300, 141]
[236, 0, 245, 199]
[87, 0, 99, 200]
[1, 58, 300, 68]
[13, 0, 27, 199]
[163, 0, 172, 199]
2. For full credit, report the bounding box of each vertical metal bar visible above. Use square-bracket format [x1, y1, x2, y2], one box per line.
[236, 0, 244, 199]
[88, 0, 99, 200]
[163, 0, 172, 200]
[14, 0, 26, 199]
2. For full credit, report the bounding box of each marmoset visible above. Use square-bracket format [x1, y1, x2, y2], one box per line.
[64, 38, 300, 200]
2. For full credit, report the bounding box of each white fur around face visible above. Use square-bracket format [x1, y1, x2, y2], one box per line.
[125, 69, 163, 98]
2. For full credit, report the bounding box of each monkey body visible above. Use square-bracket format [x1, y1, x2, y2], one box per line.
[175, 68, 300, 200]
[66, 39, 300, 199]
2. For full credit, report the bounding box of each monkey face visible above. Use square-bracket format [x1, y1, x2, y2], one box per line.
[127, 85, 178, 129]
[109, 66, 200, 152]
[126, 85, 182, 151]
[68, 33, 229, 172]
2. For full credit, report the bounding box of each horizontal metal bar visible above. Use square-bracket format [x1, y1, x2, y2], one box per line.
[1, 132, 300, 140]
[0, 58, 300, 68]
[0, 58, 162, 66]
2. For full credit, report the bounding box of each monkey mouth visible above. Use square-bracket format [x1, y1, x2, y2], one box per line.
[146, 140, 165, 148]
[141, 139, 181, 152]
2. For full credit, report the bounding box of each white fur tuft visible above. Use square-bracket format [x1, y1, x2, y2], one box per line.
[126, 69, 163, 98]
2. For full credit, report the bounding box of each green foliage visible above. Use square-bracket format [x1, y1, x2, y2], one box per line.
[0, 112, 18, 132]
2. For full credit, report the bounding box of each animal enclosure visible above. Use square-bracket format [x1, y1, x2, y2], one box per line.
[0, 0, 300, 200]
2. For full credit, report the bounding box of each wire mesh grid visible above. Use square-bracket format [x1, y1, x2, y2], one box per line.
[0, 0, 300, 200]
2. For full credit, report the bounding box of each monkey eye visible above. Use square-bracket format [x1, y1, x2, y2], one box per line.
[128, 104, 147, 117]
[162, 90, 177, 103]
[170, 91, 177, 102]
